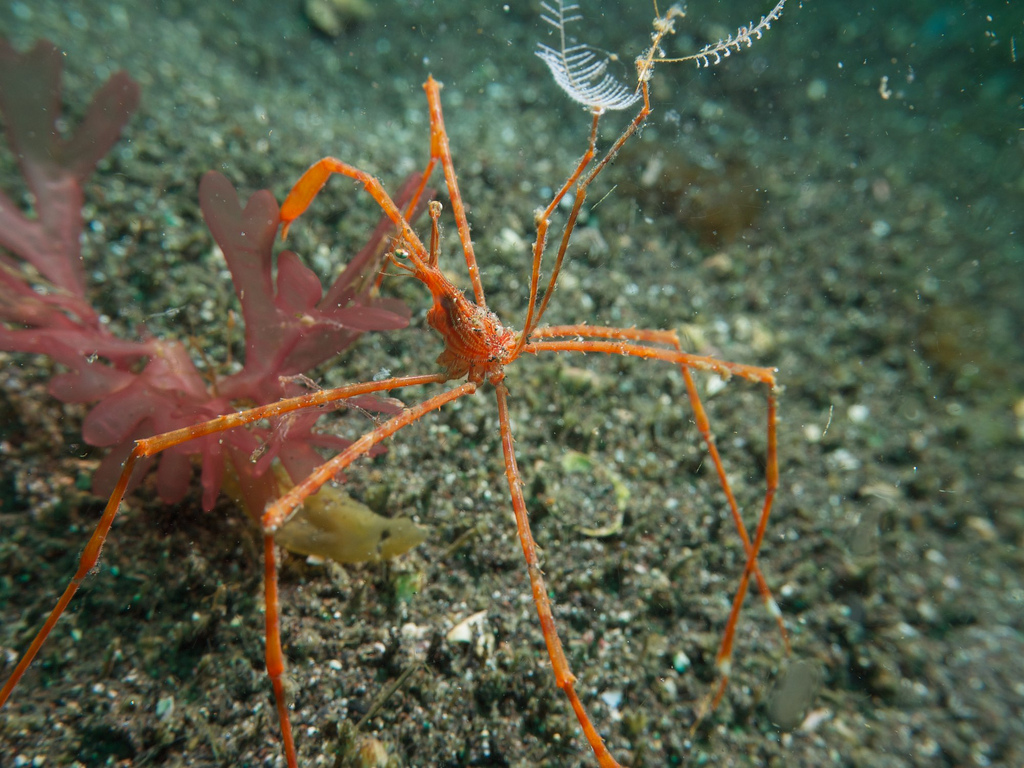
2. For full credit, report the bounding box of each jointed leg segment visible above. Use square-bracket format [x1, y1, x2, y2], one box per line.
[281, 157, 431, 271]
[519, 82, 654, 348]
[281, 77, 486, 308]
[494, 380, 624, 768]
[526, 325, 786, 727]
[0, 372, 455, 768]
[422, 77, 486, 306]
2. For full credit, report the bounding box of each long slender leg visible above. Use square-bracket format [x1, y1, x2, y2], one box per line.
[516, 111, 600, 348]
[252, 382, 476, 762]
[693, 391, 777, 731]
[677, 366, 786, 643]
[524, 331, 786, 722]
[493, 379, 624, 768]
[525, 336, 775, 384]
[280, 157, 433, 274]
[0, 451, 139, 708]
[0, 373, 446, 761]
[422, 76, 486, 307]
[534, 325, 788, 637]
[362, 171, 436, 297]
[525, 82, 654, 336]
[263, 535, 298, 767]
[262, 381, 477, 532]
[293, 83, 470, 298]
[143, 374, 446, 454]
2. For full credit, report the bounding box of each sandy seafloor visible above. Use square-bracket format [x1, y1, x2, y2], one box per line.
[1, 0, 1022, 766]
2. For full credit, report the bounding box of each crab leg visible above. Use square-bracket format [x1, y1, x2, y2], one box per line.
[261, 381, 477, 533]
[525, 82, 654, 339]
[0, 373, 447, 768]
[518, 110, 600, 348]
[280, 157, 431, 273]
[694, 391, 778, 729]
[494, 378, 623, 768]
[525, 329, 785, 722]
[253, 379, 477, 764]
[263, 534, 296, 764]
[422, 76, 487, 308]
[526, 335, 776, 384]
